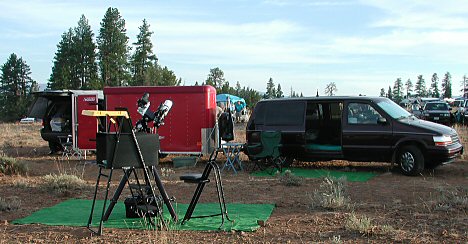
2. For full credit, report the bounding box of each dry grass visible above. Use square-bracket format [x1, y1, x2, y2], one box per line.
[0, 123, 44, 148]
[345, 212, 396, 236]
[429, 185, 468, 212]
[454, 124, 468, 158]
[309, 176, 350, 210]
[0, 196, 21, 212]
[41, 173, 90, 196]
[0, 155, 28, 175]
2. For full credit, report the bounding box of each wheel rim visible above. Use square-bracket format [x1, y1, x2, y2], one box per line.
[400, 151, 415, 172]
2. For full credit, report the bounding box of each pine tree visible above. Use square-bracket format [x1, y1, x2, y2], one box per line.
[205, 67, 225, 92]
[392, 78, 403, 102]
[0, 54, 37, 121]
[97, 7, 130, 87]
[130, 19, 157, 86]
[387, 86, 392, 100]
[380, 88, 386, 97]
[324, 82, 337, 96]
[429, 73, 440, 98]
[159, 66, 181, 86]
[441, 72, 452, 98]
[415, 75, 426, 97]
[461, 75, 468, 98]
[264, 78, 276, 99]
[74, 15, 99, 89]
[405, 78, 413, 98]
[235, 81, 241, 96]
[276, 83, 284, 98]
[48, 28, 75, 89]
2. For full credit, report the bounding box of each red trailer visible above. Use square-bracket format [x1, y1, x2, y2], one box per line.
[104, 86, 217, 155]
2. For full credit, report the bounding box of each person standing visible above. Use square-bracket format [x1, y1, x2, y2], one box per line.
[234, 101, 245, 123]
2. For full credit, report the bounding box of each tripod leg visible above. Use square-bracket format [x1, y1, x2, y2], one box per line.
[102, 169, 131, 221]
[151, 167, 178, 222]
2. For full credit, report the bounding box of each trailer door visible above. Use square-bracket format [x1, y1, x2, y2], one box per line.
[75, 94, 98, 150]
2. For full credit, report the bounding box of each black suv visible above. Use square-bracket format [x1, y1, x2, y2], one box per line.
[421, 101, 451, 125]
[28, 90, 103, 153]
[246, 96, 463, 176]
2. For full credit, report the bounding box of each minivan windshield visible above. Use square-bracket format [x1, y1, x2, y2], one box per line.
[376, 99, 412, 119]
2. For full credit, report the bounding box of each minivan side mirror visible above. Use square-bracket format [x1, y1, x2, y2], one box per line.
[377, 117, 387, 124]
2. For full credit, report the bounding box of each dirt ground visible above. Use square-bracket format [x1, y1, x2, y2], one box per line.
[0, 123, 467, 243]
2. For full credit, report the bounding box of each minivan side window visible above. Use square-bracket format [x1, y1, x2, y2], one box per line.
[264, 101, 305, 129]
[348, 102, 383, 125]
[265, 101, 305, 125]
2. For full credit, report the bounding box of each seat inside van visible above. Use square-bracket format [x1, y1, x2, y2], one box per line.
[305, 102, 342, 152]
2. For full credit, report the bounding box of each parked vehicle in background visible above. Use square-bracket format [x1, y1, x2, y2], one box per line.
[20, 117, 36, 123]
[452, 99, 466, 123]
[104, 86, 217, 156]
[28, 90, 103, 153]
[407, 103, 423, 118]
[421, 101, 452, 125]
[246, 96, 463, 176]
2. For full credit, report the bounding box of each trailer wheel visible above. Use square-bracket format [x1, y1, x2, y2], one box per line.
[398, 145, 424, 176]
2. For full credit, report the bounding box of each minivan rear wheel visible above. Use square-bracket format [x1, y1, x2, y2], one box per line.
[398, 145, 424, 176]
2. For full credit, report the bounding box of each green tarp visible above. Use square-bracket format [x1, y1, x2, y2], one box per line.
[251, 168, 377, 182]
[13, 199, 275, 232]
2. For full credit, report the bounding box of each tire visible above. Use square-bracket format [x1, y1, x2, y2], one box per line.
[398, 145, 424, 176]
[48, 141, 63, 153]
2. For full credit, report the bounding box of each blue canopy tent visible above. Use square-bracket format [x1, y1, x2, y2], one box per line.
[216, 94, 246, 105]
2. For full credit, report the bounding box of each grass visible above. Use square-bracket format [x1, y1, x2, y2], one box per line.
[160, 167, 175, 178]
[0, 123, 44, 149]
[41, 173, 90, 196]
[12, 178, 35, 188]
[309, 176, 350, 210]
[0, 155, 28, 175]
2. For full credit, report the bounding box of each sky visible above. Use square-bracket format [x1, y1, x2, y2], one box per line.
[1, 0, 468, 97]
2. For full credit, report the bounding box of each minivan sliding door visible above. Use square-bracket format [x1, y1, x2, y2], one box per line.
[263, 100, 306, 157]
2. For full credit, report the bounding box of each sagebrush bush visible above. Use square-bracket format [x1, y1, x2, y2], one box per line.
[433, 186, 468, 211]
[345, 212, 396, 235]
[0, 155, 28, 175]
[42, 173, 89, 195]
[309, 176, 350, 210]
[278, 170, 304, 186]
[345, 213, 372, 234]
[0, 196, 21, 211]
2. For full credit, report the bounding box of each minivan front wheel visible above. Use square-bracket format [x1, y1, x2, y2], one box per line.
[398, 145, 424, 176]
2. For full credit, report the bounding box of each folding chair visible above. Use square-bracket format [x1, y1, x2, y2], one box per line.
[179, 150, 231, 228]
[245, 131, 286, 173]
[58, 135, 82, 160]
